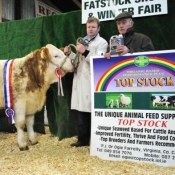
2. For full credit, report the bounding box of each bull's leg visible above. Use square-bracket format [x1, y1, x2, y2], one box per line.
[15, 115, 28, 151]
[26, 115, 38, 145]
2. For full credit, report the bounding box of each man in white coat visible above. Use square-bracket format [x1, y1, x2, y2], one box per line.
[64, 17, 108, 147]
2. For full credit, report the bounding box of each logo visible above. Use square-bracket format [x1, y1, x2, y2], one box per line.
[134, 56, 149, 67]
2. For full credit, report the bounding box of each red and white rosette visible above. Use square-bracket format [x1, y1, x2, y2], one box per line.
[55, 68, 64, 96]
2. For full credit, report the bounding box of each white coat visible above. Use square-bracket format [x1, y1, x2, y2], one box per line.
[69, 34, 108, 112]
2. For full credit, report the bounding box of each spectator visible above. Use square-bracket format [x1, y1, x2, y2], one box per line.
[104, 12, 155, 58]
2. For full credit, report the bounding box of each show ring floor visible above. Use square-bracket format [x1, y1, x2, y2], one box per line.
[0, 127, 175, 175]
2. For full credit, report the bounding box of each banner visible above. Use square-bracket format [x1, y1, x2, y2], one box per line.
[90, 50, 175, 166]
[35, 0, 61, 17]
[82, 0, 168, 23]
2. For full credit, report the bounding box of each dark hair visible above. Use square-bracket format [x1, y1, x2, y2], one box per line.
[86, 17, 100, 27]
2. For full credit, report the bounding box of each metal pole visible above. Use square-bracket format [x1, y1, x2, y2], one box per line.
[72, 0, 81, 9]
[15, 0, 21, 20]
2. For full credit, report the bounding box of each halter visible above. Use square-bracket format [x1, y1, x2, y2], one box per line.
[49, 55, 68, 75]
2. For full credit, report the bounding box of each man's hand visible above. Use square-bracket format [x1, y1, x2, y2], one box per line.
[76, 43, 86, 54]
[64, 46, 71, 55]
[116, 45, 129, 56]
[104, 52, 111, 59]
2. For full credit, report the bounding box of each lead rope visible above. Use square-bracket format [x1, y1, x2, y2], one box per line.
[67, 44, 80, 73]
[67, 37, 89, 73]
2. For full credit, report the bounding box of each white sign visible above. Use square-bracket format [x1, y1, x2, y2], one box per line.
[91, 109, 175, 166]
[82, 0, 168, 23]
[90, 50, 175, 166]
[35, 0, 61, 17]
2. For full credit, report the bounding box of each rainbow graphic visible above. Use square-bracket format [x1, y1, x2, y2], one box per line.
[95, 57, 175, 92]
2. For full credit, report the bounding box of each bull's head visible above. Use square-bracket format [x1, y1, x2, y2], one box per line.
[43, 44, 74, 76]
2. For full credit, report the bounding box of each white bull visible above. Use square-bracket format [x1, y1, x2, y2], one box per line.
[0, 44, 73, 151]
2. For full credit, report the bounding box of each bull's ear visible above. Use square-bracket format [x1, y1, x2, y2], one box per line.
[59, 47, 65, 52]
[41, 47, 51, 61]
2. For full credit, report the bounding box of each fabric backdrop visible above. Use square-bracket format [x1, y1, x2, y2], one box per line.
[0, 0, 174, 140]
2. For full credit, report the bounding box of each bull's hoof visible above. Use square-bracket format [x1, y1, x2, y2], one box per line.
[19, 146, 29, 151]
[31, 141, 38, 145]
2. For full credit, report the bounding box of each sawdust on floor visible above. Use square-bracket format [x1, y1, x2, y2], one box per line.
[0, 127, 175, 175]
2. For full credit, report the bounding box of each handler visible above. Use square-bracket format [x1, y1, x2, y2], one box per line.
[64, 17, 108, 147]
[104, 12, 155, 58]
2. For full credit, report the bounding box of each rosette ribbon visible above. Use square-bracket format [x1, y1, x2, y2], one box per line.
[55, 68, 64, 96]
[3, 60, 15, 124]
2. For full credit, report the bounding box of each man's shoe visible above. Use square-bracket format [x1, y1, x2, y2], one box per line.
[70, 141, 89, 147]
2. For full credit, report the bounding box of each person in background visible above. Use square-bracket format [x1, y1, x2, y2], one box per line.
[64, 17, 108, 147]
[104, 12, 155, 58]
